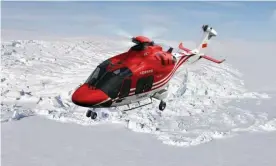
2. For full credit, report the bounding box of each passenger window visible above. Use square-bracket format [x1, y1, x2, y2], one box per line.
[135, 76, 154, 94]
[144, 76, 154, 91]
[135, 78, 145, 94]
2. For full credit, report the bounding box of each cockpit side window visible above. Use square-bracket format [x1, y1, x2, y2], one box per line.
[118, 68, 132, 77]
[87, 67, 133, 99]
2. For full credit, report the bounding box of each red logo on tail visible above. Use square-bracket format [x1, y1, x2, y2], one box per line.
[202, 43, 207, 48]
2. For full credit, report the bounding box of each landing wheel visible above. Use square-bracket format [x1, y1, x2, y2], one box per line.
[86, 110, 92, 117]
[159, 100, 166, 111]
[90, 111, 97, 119]
[86, 110, 97, 119]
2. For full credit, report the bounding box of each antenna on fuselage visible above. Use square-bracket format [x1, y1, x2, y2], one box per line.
[167, 47, 173, 53]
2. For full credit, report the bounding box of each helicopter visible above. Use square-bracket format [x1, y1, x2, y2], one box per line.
[72, 25, 225, 119]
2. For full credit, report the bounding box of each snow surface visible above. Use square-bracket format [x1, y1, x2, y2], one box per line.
[1, 38, 276, 165]
[2, 116, 276, 166]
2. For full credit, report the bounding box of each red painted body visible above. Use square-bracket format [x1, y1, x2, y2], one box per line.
[109, 45, 175, 90]
[72, 85, 109, 107]
[72, 36, 190, 108]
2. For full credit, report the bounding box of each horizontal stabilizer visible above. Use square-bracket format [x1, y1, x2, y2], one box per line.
[175, 25, 225, 65]
[201, 55, 225, 64]
[178, 42, 191, 53]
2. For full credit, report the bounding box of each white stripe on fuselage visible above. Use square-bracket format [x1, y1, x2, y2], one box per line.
[111, 82, 170, 107]
[93, 97, 111, 106]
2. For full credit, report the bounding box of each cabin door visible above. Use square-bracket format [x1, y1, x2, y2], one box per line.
[135, 75, 154, 94]
[119, 79, 131, 98]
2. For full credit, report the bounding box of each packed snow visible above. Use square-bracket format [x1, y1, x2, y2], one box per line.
[1, 39, 275, 149]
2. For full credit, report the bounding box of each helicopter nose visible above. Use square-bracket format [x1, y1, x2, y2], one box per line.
[72, 83, 110, 107]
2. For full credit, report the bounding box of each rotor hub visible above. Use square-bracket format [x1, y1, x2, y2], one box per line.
[132, 36, 152, 44]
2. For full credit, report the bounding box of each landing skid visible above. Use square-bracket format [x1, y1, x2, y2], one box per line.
[85, 98, 166, 120]
[121, 98, 153, 112]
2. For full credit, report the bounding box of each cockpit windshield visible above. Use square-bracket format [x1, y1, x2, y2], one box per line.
[85, 59, 110, 86]
[86, 66, 132, 99]
[85, 67, 100, 86]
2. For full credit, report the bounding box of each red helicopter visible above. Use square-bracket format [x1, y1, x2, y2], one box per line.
[72, 25, 225, 119]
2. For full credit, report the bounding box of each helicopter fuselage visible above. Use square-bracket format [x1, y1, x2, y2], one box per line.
[72, 44, 189, 108]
